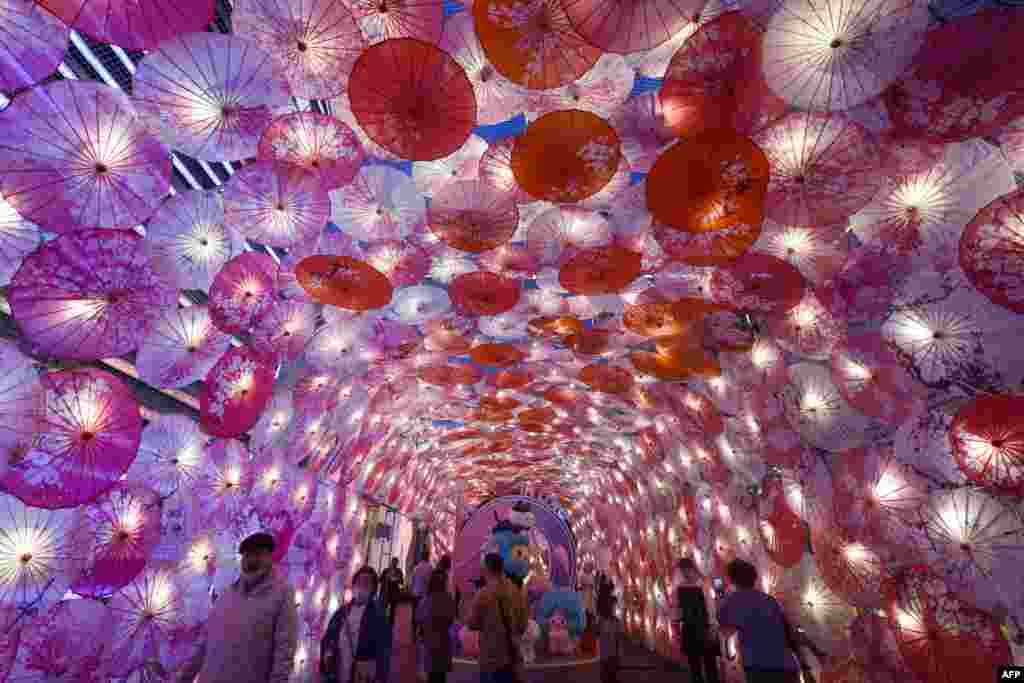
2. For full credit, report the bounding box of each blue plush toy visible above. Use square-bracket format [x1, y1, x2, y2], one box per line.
[538, 590, 585, 656]
[482, 521, 531, 586]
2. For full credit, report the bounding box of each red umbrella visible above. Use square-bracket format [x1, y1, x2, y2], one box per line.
[200, 345, 276, 438]
[960, 185, 1024, 314]
[258, 113, 365, 190]
[710, 253, 804, 316]
[348, 38, 477, 161]
[949, 393, 1024, 495]
[1, 368, 142, 510]
[208, 252, 279, 336]
[295, 255, 394, 311]
[449, 271, 521, 316]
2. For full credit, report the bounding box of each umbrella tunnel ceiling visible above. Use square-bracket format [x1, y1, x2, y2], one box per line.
[1, 0, 1024, 679]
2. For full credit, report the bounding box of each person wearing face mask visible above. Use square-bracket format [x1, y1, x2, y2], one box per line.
[321, 566, 393, 683]
[178, 532, 298, 683]
[671, 558, 721, 683]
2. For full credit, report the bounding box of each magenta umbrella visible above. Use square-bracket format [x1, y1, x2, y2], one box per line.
[190, 438, 256, 527]
[0, 0, 69, 92]
[133, 32, 291, 162]
[38, 0, 214, 49]
[10, 597, 116, 681]
[251, 299, 318, 362]
[208, 252, 279, 336]
[258, 113, 365, 190]
[0, 604, 20, 682]
[0, 496, 78, 614]
[0, 81, 172, 232]
[127, 415, 207, 500]
[0, 198, 40, 287]
[0, 368, 143, 510]
[70, 482, 162, 598]
[200, 345, 276, 438]
[7, 229, 179, 361]
[0, 340, 42, 479]
[222, 160, 332, 248]
[136, 304, 233, 390]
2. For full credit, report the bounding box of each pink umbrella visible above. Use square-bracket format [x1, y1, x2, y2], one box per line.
[411, 136, 488, 198]
[526, 206, 613, 268]
[753, 112, 882, 227]
[0, 81, 171, 231]
[361, 239, 431, 289]
[710, 253, 804, 316]
[428, 181, 519, 254]
[136, 304, 233, 390]
[70, 482, 162, 597]
[199, 345, 276, 438]
[305, 318, 374, 374]
[223, 160, 331, 248]
[560, 0, 702, 53]
[258, 113, 365, 190]
[133, 32, 291, 161]
[233, 0, 365, 100]
[208, 252, 279, 336]
[348, 38, 477, 161]
[751, 221, 849, 287]
[959, 185, 1024, 315]
[145, 190, 246, 291]
[1, 367, 143, 510]
[997, 117, 1024, 173]
[11, 597, 115, 680]
[479, 138, 533, 204]
[251, 391, 295, 455]
[523, 54, 635, 118]
[0, 0, 69, 92]
[8, 229, 178, 361]
[767, 290, 847, 359]
[0, 496, 78, 612]
[128, 414, 207, 500]
[830, 332, 925, 427]
[347, 0, 444, 43]
[0, 340, 42, 477]
[330, 166, 427, 241]
[251, 300, 317, 362]
[37, 0, 213, 49]
[0, 198, 40, 287]
[250, 451, 319, 559]
[191, 438, 255, 526]
[610, 94, 675, 174]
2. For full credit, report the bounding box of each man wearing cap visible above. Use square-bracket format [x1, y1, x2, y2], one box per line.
[178, 531, 298, 683]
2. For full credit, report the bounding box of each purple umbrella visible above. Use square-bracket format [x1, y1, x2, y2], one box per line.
[0, 368, 143, 510]
[223, 160, 331, 248]
[0, 0, 69, 91]
[128, 414, 207, 500]
[11, 597, 116, 680]
[190, 438, 255, 527]
[0, 81, 172, 231]
[0, 340, 42, 479]
[0, 496, 78, 612]
[136, 304, 233, 390]
[251, 299, 317, 362]
[0, 197, 41, 287]
[7, 229, 178, 361]
[38, 0, 214, 49]
[208, 252, 279, 336]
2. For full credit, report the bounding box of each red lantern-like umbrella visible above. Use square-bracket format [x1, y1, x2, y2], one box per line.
[428, 181, 519, 253]
[449, 271, 521, 316]
[200, 345, 276, 438]
[348, 38, 477, 161]
[949, 393, 1024, 495]
[960, 186, 1024, 315]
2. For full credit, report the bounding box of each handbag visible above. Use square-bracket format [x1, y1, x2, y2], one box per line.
[497, 595, 527, 683]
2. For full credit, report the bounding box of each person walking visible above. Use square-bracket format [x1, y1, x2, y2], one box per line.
[415, 570, 458, 683]
[382, 557, 406, 621]
[177, 532, 297, 683]
[320, 566, 393, 683]
[467, 553, 528, 683]
[596, 588, 623, 683]
[412, 550, 434, 602]
[716, 559, 813, 683]
[671, 559, 721, 683]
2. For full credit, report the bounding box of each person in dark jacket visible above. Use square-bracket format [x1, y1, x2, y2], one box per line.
[415, 569, 458, 683]
[672, 558, 721, 683]
[321, 566, 392, 683]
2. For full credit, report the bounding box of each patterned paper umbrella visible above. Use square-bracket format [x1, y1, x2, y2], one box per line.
[561, 0, 704, 54]
[438, 13, 528, 125]
[279, 228, 364, 305]
[251, 300, 317, 362]
[8, 229, 178, 361]
[1, 368, 143, 510]
[296, 255, 394, 311]
[0, 497, 77, 612]
[331, 166, 427, 241]
[127, 414, 207, 500]
[223, 160, 330, 248]
[753, 112, 882, 227]
[38, 0, 213, 49]
[0, 0, 69, 91]
[0, 81, 171, 232]
[361, 239, 431, 289]
[190, 438, 255, 525]
[200, 345, 277, 438]
[258, 113, 365, 190]
[830, 333, 924, 427]
[523, 53, 635, 118]
[759, 0, 930, 112]
[479, 138, 534, 204]
[610, 94, 675, 175]
[233, 0, 365, 100]
[134, 32, 291, 161]
[349, 38, 476, 161]
[710, 253, 804, 316]
[136, 305, 233, 390]
[412, 136, 489, 198]
[0, 198, 40, 288]
[559, 246, 643, 296]
[145, 190, 245, 292]
[0, 341, 42, 474]
[69, 482, 162, 597]
[513, 110, 622, 203]
[450, 271, 521, 316]
[959, 186, 1024, 315]
[304, 318, 374, 374]
[208, 252, 279, 336]
[347, 0, 444, 43]
[474, 0, 601, 89]
[388, 284, 452, 323]
[768, 291, 846, 359]
[751, 222, 848, 287]
[428, 181, 519, 253]
[10, 597, 116, 680]
[948, 393, 1024, 495]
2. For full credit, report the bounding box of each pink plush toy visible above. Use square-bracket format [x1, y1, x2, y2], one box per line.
[547, 611, 574, 656]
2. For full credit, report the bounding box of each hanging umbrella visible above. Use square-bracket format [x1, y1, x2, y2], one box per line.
[0, 340, 42, 477]
[560, 0, 704, 54]
[610, 94, 675, 175]
[208, 252, 279, 336]
[136, 305, 233, 390]
[304, 318, 374, 373]
[0, 496, 77, 613]
[830, 332, 925, 427]
[473, 0, 601, 89]
[362, 239, 431, 288]
[0, 198, 40, 288]
[428, 181, 519, 253]
[959, 185, 1024, 315]
[191, 438, 255, 526]
[145, 190, 245, 292]
[10, 597, 116, 680]
[710, 253, 804, 316]
[251, 300, 317, 363]
[751, 221, 849, 287]
[223, 160, 331, 248]
[0, 81, 172, 231]
[450, 271, 521, 316]
[347, 0, 444, 43]
[258, 113, 365, 190]
[38, 0, 213, 49]
[559, 246, 642, 296]
[512, 110, 622, 203]
[200, 345, 277, 438]
[330, 166, 426, 241]
[233, 0, 365, 100]
[767, 290, 847, 359]
[997, 116, 1023, 172]
[775, 557, 858, 659]
[438, 13, 528, 125]
[1, 367, 142, 510]
[0, 0, 70, 91]
[251, 391, 295, 455]
[279, 228, 364, 305]
[388, 284, 453, 323]
[412, 136, 489, 198]
[523, 54, 635, 118]
[774, 362, 872, 452]
[479, 138, 534, 204]
[134, 32, 291, 161]
[348, 39, 476, 161]
[8, 229, 178, 361]
[759, 0, 930, 112]
[127, 415, 207, 500]
[295, 255, 394, 311]
[948, 393, 1024, 496]
[69, 482, 162, 598]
